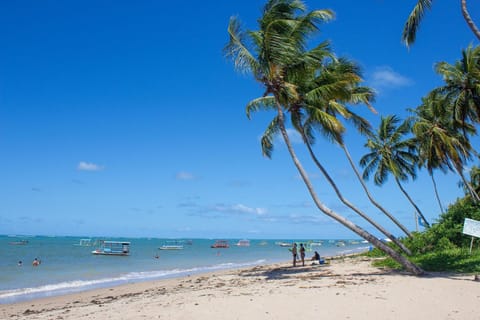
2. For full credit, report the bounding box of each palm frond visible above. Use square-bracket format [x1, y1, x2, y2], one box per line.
[246, 96, 277, 119]
[402, 0, 433, 47]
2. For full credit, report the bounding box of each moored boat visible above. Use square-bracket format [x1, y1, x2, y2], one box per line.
[211, 240, 229, 248]
[235, 239, 250, 247]
[275, 241, 292, 247]
[92, 241, 130, 256]
[8, 240, 28, 245]
[74, 239, 93, 246]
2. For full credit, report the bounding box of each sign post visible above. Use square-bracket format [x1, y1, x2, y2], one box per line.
[462, 218, 480, 254]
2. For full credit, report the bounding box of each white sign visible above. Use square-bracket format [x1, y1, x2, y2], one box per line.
[462, 218, 480, 238]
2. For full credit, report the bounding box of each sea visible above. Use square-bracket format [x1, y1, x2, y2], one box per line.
[0, 235, 370, 304]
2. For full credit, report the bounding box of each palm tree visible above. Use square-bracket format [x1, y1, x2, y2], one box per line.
[410, 92, 453, 214]
[225, 0, 423, 274]
[360, 115, 430, 227]
[402, 0, 480, 47]
[410, 91, 480, 211]
[286, 58, 413, 251]
[433, 47, 480, 202]
[469, 165, 480, 196]
[294, 60, 414, 238]
[435, 45, 480, 134]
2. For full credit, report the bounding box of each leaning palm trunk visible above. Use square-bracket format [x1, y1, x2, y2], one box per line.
[276, 105, 423, 275]
[430, 172, 445, 214]
[341, 143, 413, 238]
[304, 138, 412, 255]
[461, 0, 480, 41]
[455, 165, 480, 203]
[394, 177, 430, 227]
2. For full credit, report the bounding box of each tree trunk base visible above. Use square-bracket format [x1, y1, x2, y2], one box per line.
[474, 275, 480, 282]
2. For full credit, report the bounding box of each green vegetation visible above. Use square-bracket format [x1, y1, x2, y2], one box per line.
[366, 197, 480, 273]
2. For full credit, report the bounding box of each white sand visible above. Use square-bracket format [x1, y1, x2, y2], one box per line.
[1, 256, 479, 319]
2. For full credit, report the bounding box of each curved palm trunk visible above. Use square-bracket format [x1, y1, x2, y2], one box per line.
[430, 172, 445, 214]
[461, 0, 480, 41]
[455, 164, 480, 203]
[394, 177, 430, 227]
[341, 143, 413, 238]
[276, 105, 423, 275]
[304, 138, 412, 255]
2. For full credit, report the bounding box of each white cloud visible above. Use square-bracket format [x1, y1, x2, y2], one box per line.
[370, 66, 413, 90]
[176, 171, 195, 180]
[213, 203, 267, 216]
[77, 161, 104, 171]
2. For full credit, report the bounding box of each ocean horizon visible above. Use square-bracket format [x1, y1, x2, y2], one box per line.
[0, 235, 370, 304]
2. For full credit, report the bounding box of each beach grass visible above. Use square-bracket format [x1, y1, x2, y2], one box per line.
[366, 247, 480, 273]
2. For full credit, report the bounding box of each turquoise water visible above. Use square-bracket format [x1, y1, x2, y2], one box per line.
[0, 235, 369, 304]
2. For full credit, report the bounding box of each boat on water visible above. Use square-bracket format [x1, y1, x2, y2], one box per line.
[74, 239, 93, 246]
[275, 241, 292, 247]
[92, 241, 130, 256]
[159, 245, 184, 250]
[8, 240, 28, 245]
[211, 240, 229, 248]
[235, 239, 250, 247]
[258, 241, 268, 246]
[159, 241, 184, 250]
[336, 241, 346, 247]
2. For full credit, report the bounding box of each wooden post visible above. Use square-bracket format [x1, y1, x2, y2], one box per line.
[469, 236, 474, 254]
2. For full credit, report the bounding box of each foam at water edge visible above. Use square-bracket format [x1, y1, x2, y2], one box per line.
[0, 259, 266, 304]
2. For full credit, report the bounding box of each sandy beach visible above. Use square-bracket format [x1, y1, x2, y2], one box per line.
[1, 255, 479, 320]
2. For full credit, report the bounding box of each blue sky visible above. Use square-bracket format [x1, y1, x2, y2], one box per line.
[1, 1, 479, 239]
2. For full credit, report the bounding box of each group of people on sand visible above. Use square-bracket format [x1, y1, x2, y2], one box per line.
[291, 243, 322, 267]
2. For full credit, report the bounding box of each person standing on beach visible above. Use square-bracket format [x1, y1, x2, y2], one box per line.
[292, 243, 297, 267]
[300, 243, 306, 266]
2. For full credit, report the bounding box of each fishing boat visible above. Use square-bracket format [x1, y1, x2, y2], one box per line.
[235, 239, 250, 247]
[211, 240, 229, 248]
[92, 241, 130, 256]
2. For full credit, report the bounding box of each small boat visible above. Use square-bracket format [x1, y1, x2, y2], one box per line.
[92, 241, 130, 256]
[336, 241, 346, 247]
[159, 241, 184, 250]
[258, 241, 268, 246]
[74, 239, 93, 246]
[159, 245, 184, 250]
[211, 240, 229, 248]
[8, 240, 28, 245]
[235, 239, 250, 247]
[276, 241, 292, 247]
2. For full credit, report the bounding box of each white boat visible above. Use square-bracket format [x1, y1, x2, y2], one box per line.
[235, 239, 250, 247]
[159, 240, 184, 250]
[159, 244, 184, 250]
[74, 239, 93, 246]
[336, 241, 346, 247]
[92, 241, 130, 256]
[276, 242, 292, 247]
